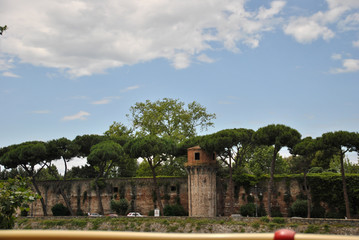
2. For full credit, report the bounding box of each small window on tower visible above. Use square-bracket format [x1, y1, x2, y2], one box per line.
[213, 153, 216, 160]
[195, 152, 200, 160]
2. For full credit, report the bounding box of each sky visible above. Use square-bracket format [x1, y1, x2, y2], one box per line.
[0, 0, 359, 166]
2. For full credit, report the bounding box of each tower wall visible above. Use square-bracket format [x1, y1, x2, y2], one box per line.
[186, 146, 217, 217]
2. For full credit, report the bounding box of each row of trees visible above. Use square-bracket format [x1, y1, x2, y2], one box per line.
[1, 98, 359, 218]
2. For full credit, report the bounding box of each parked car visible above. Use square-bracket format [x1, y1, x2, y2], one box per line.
[127, 212, 143, 217]
[88, 213, 102, 218]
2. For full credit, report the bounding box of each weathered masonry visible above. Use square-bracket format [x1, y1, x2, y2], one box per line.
[29, 146, 322, 217]
[186, 146, 217, 217]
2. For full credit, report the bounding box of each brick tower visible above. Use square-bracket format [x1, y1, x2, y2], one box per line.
[186, 146, 217, 217]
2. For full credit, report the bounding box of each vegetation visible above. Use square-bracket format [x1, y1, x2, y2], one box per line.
[0, 177, 39, 229]
[0, 98, 359, 220]
[12, 216, 359, 234]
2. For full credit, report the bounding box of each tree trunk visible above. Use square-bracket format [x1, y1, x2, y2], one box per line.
[31, 178, 48, 216]
[95, 182, 104, 215]
[59, 186, 75, 216]
[303, 171, 311, 218]
[229, 157, 234, 215]
[267, 149, 277, 217]
[340, 152, 351, 219]
[150, 164, 163, 216]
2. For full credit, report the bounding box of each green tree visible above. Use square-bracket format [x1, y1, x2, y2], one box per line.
[125, 135, 175, 215]
[0, 142, 49, 216]
[201, 128, 254, 214]
[320, 131, 359, 219]
[105, 121, 133, 138]
[292, 137, 319, 218]
[246, 146, 288, 176]
[73, 134, 107, 157]
[45, 137, 80, 216]
[87, 140, 126, 215]
[127, 98, 216, 143]
[0, 25, 7, 35]
[252, 124, 301, 217]
[0, 176, 39, 229]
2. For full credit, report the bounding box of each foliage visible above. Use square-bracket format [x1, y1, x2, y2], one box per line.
[163, 204, 187, 216]
[0, 177, 39, 229]
[51, 203, 70, 216]
[0, 25, 7, 35]
[240, 203, 256, 217]
[110, 199, 129, 215]
[246, 146, 289, 175]
[127, 98, 216, 143]
[290, 199, 308, 217]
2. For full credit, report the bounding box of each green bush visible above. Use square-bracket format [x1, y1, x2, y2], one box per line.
[290, 199, 307, 217]
[163, 204, 187, 216]
[311, 203, 325, 218]
[272, 217, 285, 224]
[110, 199, 129, 215]
[51, 203, 70, 216]
[240, 203, 256, 217]
[270, 206, 282, 217]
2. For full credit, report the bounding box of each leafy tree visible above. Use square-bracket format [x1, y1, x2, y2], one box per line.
[110, 199, 129, 215]
[66, 165, 97, 179]
[0, 25, 7, 35]
[201, 128, 254, 214]
[73, 134, 107, 157]
[87, 140, 126, 215]
[292, 137, 319, 218]
[125, 135, 175, 215]
[0, 176, 39, 229]
[127, 98, 216, 143]
[252, 124, 301, 217]
[0, 142, 49, 216]
[105, 121, 133, 138]
[320, 131, 359, 219]
[45, 137, 80, 216]
[246, 146, 288, 176]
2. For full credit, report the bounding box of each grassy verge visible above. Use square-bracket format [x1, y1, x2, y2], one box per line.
[14, 217, 359, 235]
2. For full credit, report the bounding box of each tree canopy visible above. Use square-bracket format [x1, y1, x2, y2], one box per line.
[127, 98, 216, 142]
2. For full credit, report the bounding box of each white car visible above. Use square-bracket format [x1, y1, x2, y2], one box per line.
[127, 212, 143, 217]
[88, 213, 102, 218]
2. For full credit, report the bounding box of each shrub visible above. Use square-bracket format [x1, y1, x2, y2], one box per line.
[311, 203, 325, 218]
[164, 204, 187, 216]
[270, 206, 282, 217]
[110, 199, 129, 215]
[272, 217, 285, 224]
[260, 216, 270, 223]
[51, 203, 70, 216]
[290, 199, 307, 217]
[240, 203, 256, 217]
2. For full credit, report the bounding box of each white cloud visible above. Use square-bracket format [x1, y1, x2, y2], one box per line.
[283, 0, 359, 43]
[331, 53, 342, 60]
[353, 40, 359, 48]
[62, 111, 90, 121]
[283, 17, 334, 43]
[121, 85, 140, 92]
[92, 99, 111, 105]
[2, 71, 19, 78]
[197, 54, 215, 63]
[0, 0, 286, 77]
[331, 59, 359, 73]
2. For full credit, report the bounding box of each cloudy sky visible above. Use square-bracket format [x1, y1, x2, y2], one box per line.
[1, 0, 359, 158]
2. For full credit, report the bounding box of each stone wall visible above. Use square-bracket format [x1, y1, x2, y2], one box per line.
[29, 177, 307, 217]
[30, 178, 188, 216]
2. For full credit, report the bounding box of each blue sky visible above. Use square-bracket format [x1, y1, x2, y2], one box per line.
[0, 0, 358, 162]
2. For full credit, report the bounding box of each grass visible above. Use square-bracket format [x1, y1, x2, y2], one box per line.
[13, 216, 358, 235]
